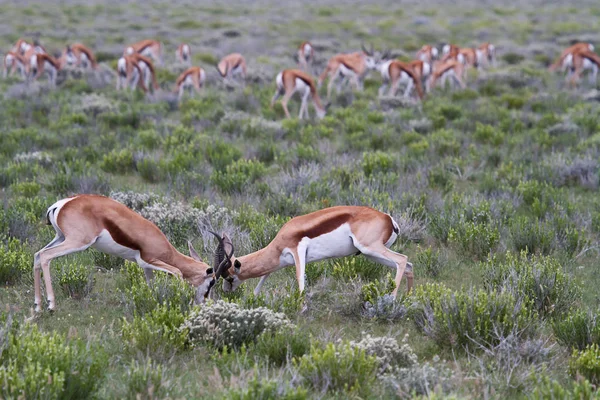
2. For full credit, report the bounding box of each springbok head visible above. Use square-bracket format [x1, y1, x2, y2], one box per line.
[210, 231, 241, 292]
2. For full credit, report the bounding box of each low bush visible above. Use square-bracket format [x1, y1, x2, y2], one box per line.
[414, 246, 445, 278]
[100, 149, 135, 174]
[225, 375, 308, 400]
[569, 344, 600, 385]
[252, 329, 311, 366]
[380, 358, 455, 398]
[210, 158, 267, 194]
[348, 334, 417, 373]
[122, 358, 168, 400]
[553, 309, 600, 350]
[294, 341, 378, 396]
[508, 216, 553, 255]
[448, 219, 500, 260]
[530, 375, 598, 400]
[410, 283, 536, 351]
[56, 262, 95, 299]
[0, 237, 31, 286]
[182, 300, 294, 349]
[482, 251, 581, 317]
[362, 151, 396, 177]
[331, 256, 388, 281]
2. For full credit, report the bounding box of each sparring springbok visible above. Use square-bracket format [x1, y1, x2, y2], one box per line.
[127, 53, 159, 93]
[296, 41, 314, 72]
[549, 42, 594, 72]
[216, 53, 247, 85]
[416, 45, 438, 63]
[176, 43, 192, 66]
[566, 50, 600, 87]
[271, 69, 328, 120]
[175, 66, 206, 100]
[29, 53, 61, 86]
[318, 44, 380, 100]
[60, 43, 97, 69]
[116, 55, 148, 93]
[124, 39, 162, 65]
[34, 195, 215, 312]
[209, 206, 414, 299]
[3, 52, 28, 79]
[427, 60, 466, 91]
[377, 59, 425, 99]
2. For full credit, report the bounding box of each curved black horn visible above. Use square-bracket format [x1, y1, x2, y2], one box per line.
[208, 230, 225, 271]
[361, 43, 370, 56]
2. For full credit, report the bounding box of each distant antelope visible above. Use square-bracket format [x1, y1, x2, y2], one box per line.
[567, 50, 600, 87]
[208, 206, 413, 299]
[377, 59, 425, 99]
[318, 44, 380, 100]
[127, 53, 159, 93]
[476, 42, 496, 68]
[60, 43, 97, 69]
[297, 41, 314, 71]
[549, 42, 595, 73]
[175, 66, 206, 100]
[116, 55, 148, 93]
[216, 53, 246, 85]
[271, 69, 328, 120]
[124, 39, 163, 65]
[3, 52, 28, 79]
[33, 195, 214, 312]
[11, 38, 32, 55]
[416, 45, 438, 63]
[176, 43, 192, 65]
[427, 60, 466, 91]
[29, 53, 61, 86]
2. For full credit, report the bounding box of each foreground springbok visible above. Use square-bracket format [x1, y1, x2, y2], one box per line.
[34, 195, 215, 312]
[124, 39, 163, 65]
[175, 66, 206, 100]
[271, 69, 328, 119]
[216, 53, 246, 85]
[209, 206, 414, 299]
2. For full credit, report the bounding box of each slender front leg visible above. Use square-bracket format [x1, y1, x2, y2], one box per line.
[403, 79, 414, 98]
[254, 274, 270, 295]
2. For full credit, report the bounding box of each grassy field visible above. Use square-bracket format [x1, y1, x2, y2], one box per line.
[2, 0, 600, 398]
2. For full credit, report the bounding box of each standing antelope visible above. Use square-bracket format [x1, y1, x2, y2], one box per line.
[176, 43, 192, 65]
[29, 53, 61, 86]
[3, 52, 28, 79]
[442, 43, 460, 57]
[416, 45, 438, 63]
[11, 38, 32, 55]
[124, 39, 163, 65]
[297, 41, 314, 72]
[566, 50, 600, 87]
[116, 55, 148, 93]
[216, 53, 246, 85]
[377, 59, 425, 99]
[175, 66, 206, 100]
[271, 69, 328, 120]
[60, 43, 97, 69]
[427, 60, 466, 91]
[549, 42, 594, 72]
[209, 206, 413, 299]
[476, 42, 496, 68]
[34, 195, 215, 312]
[128, 53, 159, 93]
[318, 44, 380, 100]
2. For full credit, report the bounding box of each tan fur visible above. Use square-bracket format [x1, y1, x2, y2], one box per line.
[549, 42, 593, 72]
[3, 52, 28, 78]
[176, 43, 192, 65]
[416, 45, 437, 63]
[297, 41, 314, 71]
[382, 60, 425, 99]
[61, 43, 97, 69]
[318, 51, 377, 99]
[567, 50, 600, 87]
[116, 56, 148, 93]
[127, 53, 159, 91]
[175, 66, 205, 100]
[216, 53, 246, 84]
[428, 60, 466, 91]
[124, 39, 162, 65]
[271, 69, 326, 119]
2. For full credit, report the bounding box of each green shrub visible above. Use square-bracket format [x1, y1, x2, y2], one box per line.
[121, 303, 189, 357]
[225, 375, 308, 400]
[295, 341, 378, 396]
[410, 283, 536, 351]
[502, 52, 525, 65]
[569, 344, 600, 384]
[530, 374, 598, 400]
[553, 309, 600, 350]
[361, 151, 396, 177]
[0, 323, 107, 399]
[448, 220, 499, 260]
[122, 358, 168, 400]
[56, 262, 95, 299]
[211, 159, 266, 194]
[415, 246, 444, 278]
[348, 334, 417, 373]
[252, 329, 311, 366]
[331, 256, 388, 281]
[9, 181, 40, 198]
[100, 149, 135, 174]
[508, 216, 553, 255]
[0, 237, 31, 286]
[482, 251, 581, 317]
[182, 300, 294, 349]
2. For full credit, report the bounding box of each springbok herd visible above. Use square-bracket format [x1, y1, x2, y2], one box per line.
[3, 38, 599, 120]
[3, 37, 599, 312]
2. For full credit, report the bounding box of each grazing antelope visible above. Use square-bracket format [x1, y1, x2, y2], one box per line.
[216, 53, 246, 85]
[427, 60, 466, 91]
[297, 41, 314, 72]
[209, 206, 413, 299]
[3, 52, 28, 79]
[476, 42, 496, 68]
[377, 59, 425, 99]
[271, 69, 328, 120]
[124, 39, 162, 65]
[416, 45, 438, 63]
[29, 53, 61, 86]
[176, 43, 192, 65]
[61, 43, 97, 69]
[116, 55, 148, 93]
[128, 53, 159, 93]
[442, 43, 460, 57]
[11, 38, 32, 55]
[549, 42, 595, 73]
[318, 44, 380, 100]
[567, 50, 600, 87]
[33, 195, 215, 312]
[175, 66, 206, 100]
[408, 59, 432, 89]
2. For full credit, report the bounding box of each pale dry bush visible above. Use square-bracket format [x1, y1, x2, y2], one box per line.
[73, 93, 116, 116]
[13, 151, 52, 164]
[348, 334, 417, 373]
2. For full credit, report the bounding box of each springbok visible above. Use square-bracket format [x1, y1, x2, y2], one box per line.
[116, 55, 148, 93]
[127, 53, 159, 93]
[566, 50, 600, 87]
[124, 39, 162, 65]
[216, 53, 246, 85]
[377, 59, 425, 99]
[3, 52, 28, 79]
[271, 69, 328, 119]
[549, 42, 594, 72]
[175, 66, 206, 100]
[34, 195, 215, 312]
[297, 41, 314, 72]
[416, 45, 438, 63]
[176, 43, 192, 65]
[476, 42, 496, 68]
[209, 206, 414, 299]
[29, 53, 61, 86]
[61, 43, 97, 69]
[11, 38, 33, 55]
[427, 60, 466, 91]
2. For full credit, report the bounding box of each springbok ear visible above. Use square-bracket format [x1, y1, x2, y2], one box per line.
[234, 259, 241, 273]
[188, 240, 202, 262]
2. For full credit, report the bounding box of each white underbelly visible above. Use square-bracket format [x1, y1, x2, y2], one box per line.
[338, 63, 355, 77]
[92, 229, 140, 261]
[304, 223, 357, 263]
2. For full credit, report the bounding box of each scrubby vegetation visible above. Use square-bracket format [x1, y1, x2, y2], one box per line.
[2, 0, 600, 397]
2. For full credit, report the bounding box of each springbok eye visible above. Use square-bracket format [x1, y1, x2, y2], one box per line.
[206, 268, 213, 275]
